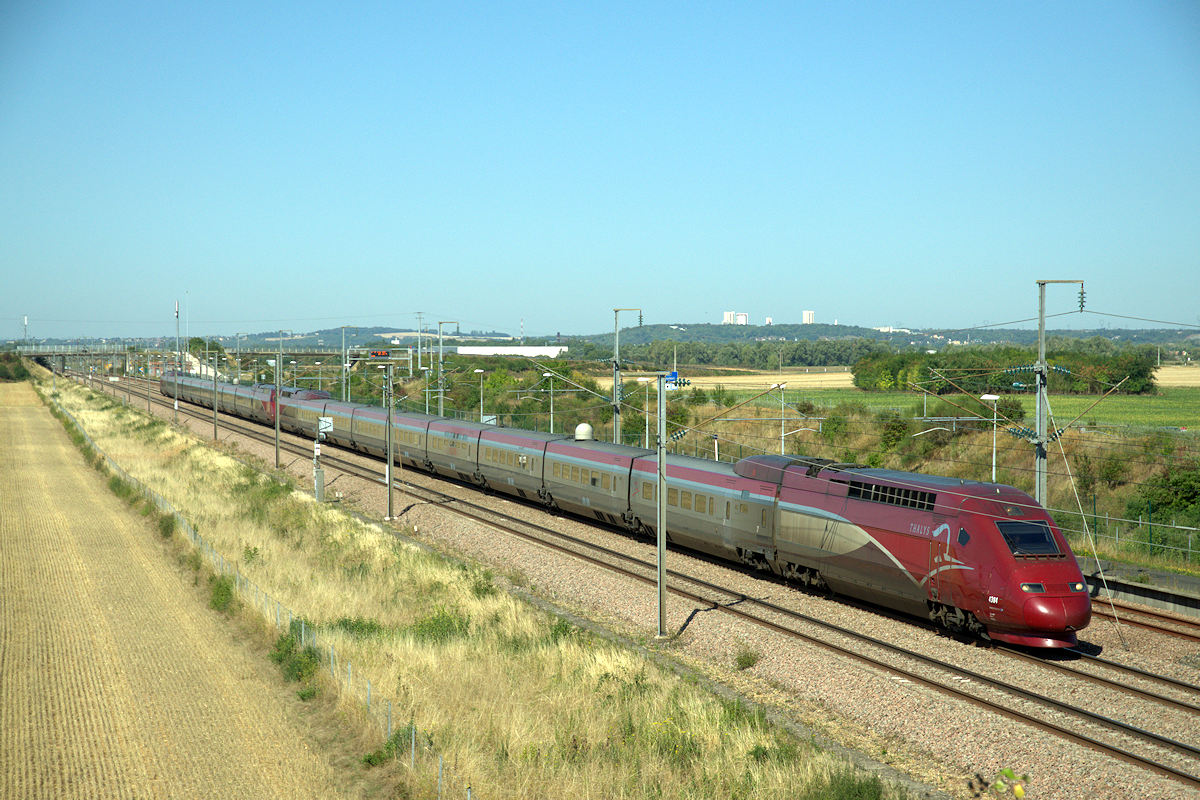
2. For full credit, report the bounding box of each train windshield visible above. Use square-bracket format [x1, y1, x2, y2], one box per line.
[995, 520, 1060, 556]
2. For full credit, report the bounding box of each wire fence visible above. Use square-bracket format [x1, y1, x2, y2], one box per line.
[1073, 511, 1198, 564]
[49, 391, 484, 799]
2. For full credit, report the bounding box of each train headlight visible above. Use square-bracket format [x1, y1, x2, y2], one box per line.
[1070, 582, 1086, 592]
[1019, 583, 1046, 593]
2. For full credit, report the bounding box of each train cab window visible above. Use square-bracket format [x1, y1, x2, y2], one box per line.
[667, 488, 678, 507]
[957, 528, 970, 547]
[995, 521, 1060, 556]
[642, 482, 654, 501]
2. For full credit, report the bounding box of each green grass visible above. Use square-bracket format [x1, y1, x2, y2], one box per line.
[728, 387, 1200, 429]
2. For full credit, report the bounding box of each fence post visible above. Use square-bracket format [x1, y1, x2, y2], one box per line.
[411, 724, 416, 768]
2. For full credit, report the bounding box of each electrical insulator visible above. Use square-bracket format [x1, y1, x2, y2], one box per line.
[1078, 285, 1086, 311]
[638, 312, 643, 326]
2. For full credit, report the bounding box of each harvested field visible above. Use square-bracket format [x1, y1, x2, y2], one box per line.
[635, 367, 855, 390]
[1156, 364, 1200, 387]
[0, 383, 349, 800]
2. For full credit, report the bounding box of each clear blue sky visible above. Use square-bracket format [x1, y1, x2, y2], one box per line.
[3, 1, 1198, 340]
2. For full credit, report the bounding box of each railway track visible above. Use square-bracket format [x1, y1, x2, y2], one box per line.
[78, 373, 1200, 789]
[1089, 598, 1200, 644]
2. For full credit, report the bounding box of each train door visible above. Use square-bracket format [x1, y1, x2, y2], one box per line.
[926, 513, 952, 604]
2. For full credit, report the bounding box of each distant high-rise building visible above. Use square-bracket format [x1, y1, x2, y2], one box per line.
[722, 311, 750, 325]
[765, 316, 773, 325]
[802, 310, 815, 324]
[722, 311, 736, 325]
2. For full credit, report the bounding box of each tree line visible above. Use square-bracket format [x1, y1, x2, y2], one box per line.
[851, 345, 1158, 395]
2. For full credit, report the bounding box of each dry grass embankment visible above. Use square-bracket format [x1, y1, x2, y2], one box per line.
[44, 377, 912, 799]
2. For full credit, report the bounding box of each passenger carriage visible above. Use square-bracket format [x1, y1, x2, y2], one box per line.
[476, 428, 566, 502]
[631, 454, 778, 563]
[542, 433, 651, 525]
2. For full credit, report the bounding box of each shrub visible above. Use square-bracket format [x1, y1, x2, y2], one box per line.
[333, 616, 387, 637]
[363, 723, 415, 767]
[797, 767, 886, 800]
[879, 413, 910, 450]
[547, 618, 576, 643]
[209, 575, 234, 612]
[996, 396, 1025, 424]
[157, 513, 177, 539]
[269, 630, 322, 683]
[470, 569, 497, 598]
[734, 646, 760, 671]
[107, 475, 136, 503]
[407, 607, 470, 644]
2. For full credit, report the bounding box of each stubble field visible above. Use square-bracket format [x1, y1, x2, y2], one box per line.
[0, 382, 349, 800]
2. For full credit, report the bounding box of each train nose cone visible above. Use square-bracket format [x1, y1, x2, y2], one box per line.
[1023, 596, 1067, 631]
[1063, 592, 1092, 629]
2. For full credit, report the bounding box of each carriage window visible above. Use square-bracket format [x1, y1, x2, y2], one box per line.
[667, 488, 678, 507]
[571, 466, 580, 483]
[591, 472, 599, 487]
[553, 463, 560, 477]
[602, 474, 611, 491]
[642, 482, 654, 501]
[725, 501, 730, 520]
[680, 491, 692, 511]
[762, 509, 770, 528]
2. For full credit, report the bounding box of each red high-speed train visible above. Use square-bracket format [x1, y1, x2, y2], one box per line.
[161, 372, 1091, 648]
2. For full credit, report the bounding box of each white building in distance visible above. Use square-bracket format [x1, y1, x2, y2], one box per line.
[722, 311, 749, 325]
[802, 310, 815, 324]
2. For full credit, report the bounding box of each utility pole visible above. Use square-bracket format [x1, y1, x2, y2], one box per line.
[415, 312, 424, 372]
[174, 300, 180, 424]
[235, 332, 243, 384]
[437, 320, 456, 417]
[656, 372, 668, 639]
[275, 331, 284, 469]
[612, 307, 642, 444]
[341, 325, 353, 401]
[1033, 279, 1084, 506]
[212, 340, 218, 441]
[384, 363, 395, 520]
[146, 352, 151, 412]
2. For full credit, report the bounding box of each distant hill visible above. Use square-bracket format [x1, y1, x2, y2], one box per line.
[534, 322, 1196, 349]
